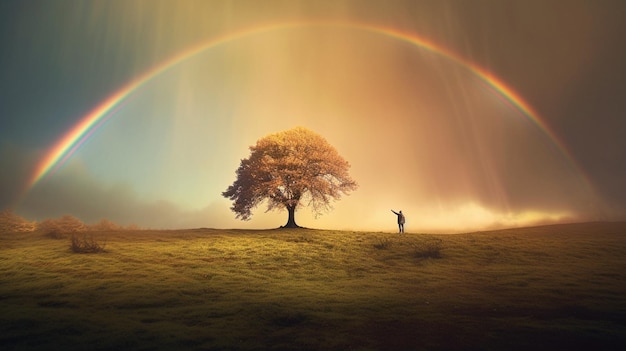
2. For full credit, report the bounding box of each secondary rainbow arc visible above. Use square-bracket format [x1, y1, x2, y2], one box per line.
[25, 20, 589, 194]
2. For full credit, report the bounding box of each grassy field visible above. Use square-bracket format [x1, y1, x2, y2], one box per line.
[1, 222, 626, 350]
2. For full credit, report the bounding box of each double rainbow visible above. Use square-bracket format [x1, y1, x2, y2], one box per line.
[26, 21, 579, 191]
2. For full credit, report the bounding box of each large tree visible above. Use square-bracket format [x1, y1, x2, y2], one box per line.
[223, 127, 358, 228]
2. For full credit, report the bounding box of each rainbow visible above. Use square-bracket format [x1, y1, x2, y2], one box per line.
[26, 20, 582, 191]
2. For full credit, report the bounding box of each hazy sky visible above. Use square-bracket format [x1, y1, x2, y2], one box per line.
[1, 0, 625, 232]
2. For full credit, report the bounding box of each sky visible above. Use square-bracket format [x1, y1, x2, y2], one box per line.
[1, 0, 625, 232]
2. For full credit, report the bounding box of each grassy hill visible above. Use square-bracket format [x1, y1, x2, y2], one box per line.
[1, 222, 625, 350]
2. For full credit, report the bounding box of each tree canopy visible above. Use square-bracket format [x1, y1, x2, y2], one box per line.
[222, 127, 358, 228]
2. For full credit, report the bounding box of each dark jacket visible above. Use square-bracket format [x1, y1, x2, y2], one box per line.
[391, 210, 405, 224]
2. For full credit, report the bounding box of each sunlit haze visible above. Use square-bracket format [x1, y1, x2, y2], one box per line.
[1, 1, 625, 232]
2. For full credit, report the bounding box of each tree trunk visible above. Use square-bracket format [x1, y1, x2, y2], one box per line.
[283, 204, 299, 228]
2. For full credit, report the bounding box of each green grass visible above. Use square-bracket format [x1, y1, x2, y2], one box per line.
[1, 222, 626, 350]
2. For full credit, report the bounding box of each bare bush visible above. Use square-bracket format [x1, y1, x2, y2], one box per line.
[373, 238, 392, 250]
[412, 239, 443, 259]
[70, 233, 106, 253]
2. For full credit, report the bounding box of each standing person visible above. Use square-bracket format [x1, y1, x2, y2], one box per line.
[391, 210, 405, 233]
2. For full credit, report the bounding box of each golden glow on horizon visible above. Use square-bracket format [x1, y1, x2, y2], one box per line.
[246, 200, 574, 233]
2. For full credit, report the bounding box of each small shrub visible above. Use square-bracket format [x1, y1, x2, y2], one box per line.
[412, 239, 443, 259]
[38, 219, 65, 239]
[373, 238, 392, 250]
[70, 233, 107, 253]
[58, 215, 87, 233]
[0, 210, 36, 233]
[39, 215, 87, 239]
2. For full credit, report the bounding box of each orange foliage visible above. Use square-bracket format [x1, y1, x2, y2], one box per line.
[0, 210, 35, 233]
[37, 215, 87, 238]
[223, 127, 357, 226]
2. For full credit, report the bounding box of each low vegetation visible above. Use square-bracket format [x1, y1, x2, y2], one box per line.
[1, 222, 625, 350]
[0, 211, 138, 241]
[373, 237, 392, 250]
[0, 210, 35, 233]
[38, 215, 86, 239]
[412, 237, 443, 259]
[70, 233, 107, 253]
